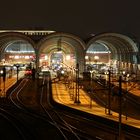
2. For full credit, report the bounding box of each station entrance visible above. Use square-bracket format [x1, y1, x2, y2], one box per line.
[37, 33, 85, 75]
[85, 42, 111, 74]
[4, 40, 35, 66]
[38, 38, 76, 72]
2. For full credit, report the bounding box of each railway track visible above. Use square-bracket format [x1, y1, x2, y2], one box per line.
[43, 73, 140, 140]
[40, 74, 117, 140]
[7, 78, 68, 140]
[6, 76, 93, 140]
[0, 79, 36, 140]
[82, 77, 140, 139]
[0, 72, 140, 140]
[40, 74, 82, 140]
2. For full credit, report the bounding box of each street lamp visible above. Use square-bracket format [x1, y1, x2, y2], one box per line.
[15, 64, 20, 82]
[0, 69, 3, 95]
[69, 67, 74, 100]
[2, 66, 6, 96]
[74, 63, 81, 104]
[118, 76, 122, 140]
[89, 70, 94, 108]
[108, 70, 112, 115]
[125, 73, 130, 120]
[122, 71, 130, 120]
[71, 67, 75, 100]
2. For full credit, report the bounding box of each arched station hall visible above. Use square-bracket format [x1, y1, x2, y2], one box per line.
[0, 30, 139, 80]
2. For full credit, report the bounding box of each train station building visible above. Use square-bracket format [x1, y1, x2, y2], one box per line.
[0, 30, 139, 80]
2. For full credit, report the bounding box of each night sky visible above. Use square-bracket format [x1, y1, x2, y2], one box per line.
[0, 0, 140, 40]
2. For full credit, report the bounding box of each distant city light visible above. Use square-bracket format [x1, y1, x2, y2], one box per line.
[45, 55, 48, 60]
[25, 56, 30, 59]
[61, 70, 64, 74]
[6, 50, 35, 53]
[87, 51, 111, 54]
[15, 55, 19, 59]
[66, 55, 70, 60]
[85, 56, 89, 59]
[94, 56, 99, 60]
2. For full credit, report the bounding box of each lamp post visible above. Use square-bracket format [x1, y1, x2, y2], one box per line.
[74, 63, 80, 104]
[70, 67, 74, 100]
[108, 70, 112, 115]
[89, 70, 94, 108]
[15, 64, 20, 82]
[2, 67, 6, 96]
[125, 73, 129, 120]
[122, 71, 129, 120]
[0, 69, 3, 95]
[70, 67, 75, 100]
[118, 76, 122, 140]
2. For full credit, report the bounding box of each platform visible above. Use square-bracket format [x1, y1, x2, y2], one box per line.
[52, 81, 140, 129]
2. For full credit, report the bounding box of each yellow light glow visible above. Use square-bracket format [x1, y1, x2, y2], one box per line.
[94, 56, 99, 60]
[85, 56, 89, 60]
[15, 55, 19, 59]
[45, 55, 48, 60]
[66, 55, 70, 60]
